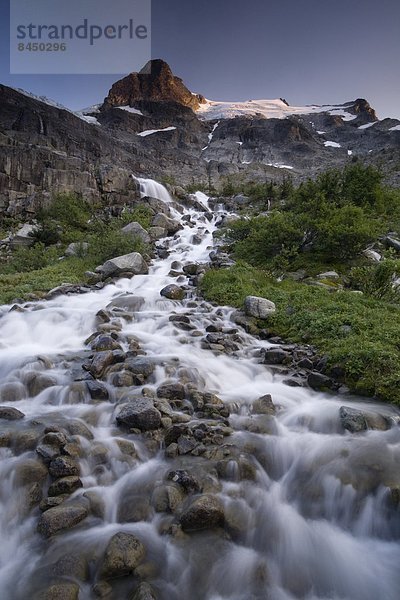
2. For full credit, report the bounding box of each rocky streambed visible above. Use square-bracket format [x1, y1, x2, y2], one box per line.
[0, 183, 399, 600]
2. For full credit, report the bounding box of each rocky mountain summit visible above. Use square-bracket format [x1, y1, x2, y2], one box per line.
[0, 59, 400, 217]
[104, 59, 205, 110]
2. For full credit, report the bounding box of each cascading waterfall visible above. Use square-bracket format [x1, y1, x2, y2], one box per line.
[0, 178, 399, 599]
[135, 176, 173, 204]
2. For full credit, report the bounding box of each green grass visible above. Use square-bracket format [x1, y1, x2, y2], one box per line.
[0, 258, 90, 304]
[200, 262, 400, 404]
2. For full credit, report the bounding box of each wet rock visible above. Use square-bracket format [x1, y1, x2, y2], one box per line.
[99, 532, 146, 579]
[109, 371, 134, 387]
[106, 295, 145, 312]
[167, 470, 201, 493]
[152, 213, 181, 235]
[25, 371, 57, 397]
[177, 435, 197, 455]
[26, 482, 43, 508]
[48, 476, 83, 496]
[252, 394, 276, 415]
[183, 263, 199, 276]
[37, 502, 88, 537]
[156, 382, 185, 400]
[121, 221, 151, 244]
[96, 252, 148, 279]
[0, 406, 24, 420]
[85, 351, 115, 378]
[93, 581, 113, 598]
[244, 296, 276, 319]
[307, 372, 334, 391]
[116, 399, 162, 431]
[117, 493, 151, 523]
[160, 285, 185, 300]
[152, 484, 185, 513]
[91, 335, 121, 352]
[42, 432, 67, 448]
[39, 496, 67, 512]
[34, 582, 80, 600]
[131, 582, 157, 600]
[86, 380, 110, 401]
[0, 381, 26, 402]
[37, 443, 60, 463]
[124, 358, 155, 378]
[180, 495, 225, 531]
[263, 348, 291, 365]
[15, 459, 48, 486]
[49, 456, 79, 478]
[51, 551, 89, 581]
[65, 420, 93, 440]
[339, 406, 390, 433]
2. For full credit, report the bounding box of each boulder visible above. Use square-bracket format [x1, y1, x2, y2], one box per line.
[339, 406, 390, 433]
[49, 456, 79, 478]
[263, 348, 291, 365]
[65, 242, 89, 257]
[0, 406, 24, 420]
[131, 583, 157, 600]
[99, 532, 145, 579]
[252, 394, 276, 415]
[37, 502, 88, 537]
[96, 252, 148, 279]
[244, 296, 276, 319]
[316, 271, 340, 280]
[121, 222, 151, 244]
[116, 399, 162, 431]
[160, 285, 185, 300]
[152, 213, 181, 235]
[180, 494, 225, 532]
[48, 476, 83, 496]
[307, 372, 334, 391]
[10, 223, 36, 248]
[34, 582, 80, 600]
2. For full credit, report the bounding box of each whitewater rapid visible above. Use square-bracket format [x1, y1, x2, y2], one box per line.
[0, 180, 398, 599]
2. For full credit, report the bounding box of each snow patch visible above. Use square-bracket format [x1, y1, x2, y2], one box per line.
[348, 150, 353, 156]
[317, 131, 326, 135]
[324, 141, 342, 148]
[197, 98, 358, 122]
[116, 106, 144, 116]
[358, 122, 376, 130]
[389, 124, 400, 132]
[137, 126, 177, 137]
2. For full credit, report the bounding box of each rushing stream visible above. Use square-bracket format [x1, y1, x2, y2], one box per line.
[0, 181, 399, 600]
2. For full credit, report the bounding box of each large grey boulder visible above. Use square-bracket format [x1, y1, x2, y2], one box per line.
[116, 398, 161, 431]
[152, 213, 181, 235]
[10, 223, 36, 248]
[339, 406, 390, 433]
[121, 221, 151, 244]
[65, 242, 89, 257]
[37, 502, 88, 537]
[180, 494, 225, 532]
[99, 532, 145, 578]
[96, 252, 148, 278]
[244, 296, 276, 319]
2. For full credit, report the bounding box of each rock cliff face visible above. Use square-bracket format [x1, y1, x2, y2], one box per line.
[104, 59, 205, 111]
[0, 60, 400, 218]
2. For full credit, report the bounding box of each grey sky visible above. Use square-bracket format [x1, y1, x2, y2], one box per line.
[1, 0, 399, 119]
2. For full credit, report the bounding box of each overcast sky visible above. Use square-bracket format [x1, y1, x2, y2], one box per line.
[1, 0, 399, 119]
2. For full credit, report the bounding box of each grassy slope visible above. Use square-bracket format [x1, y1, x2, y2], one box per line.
[201, 262, 400, 404]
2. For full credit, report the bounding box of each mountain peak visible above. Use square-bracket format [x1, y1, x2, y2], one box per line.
[104, 59, 205, 110]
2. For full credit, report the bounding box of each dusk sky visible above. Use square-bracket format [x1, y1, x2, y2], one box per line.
[1, 0, 399, 119]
